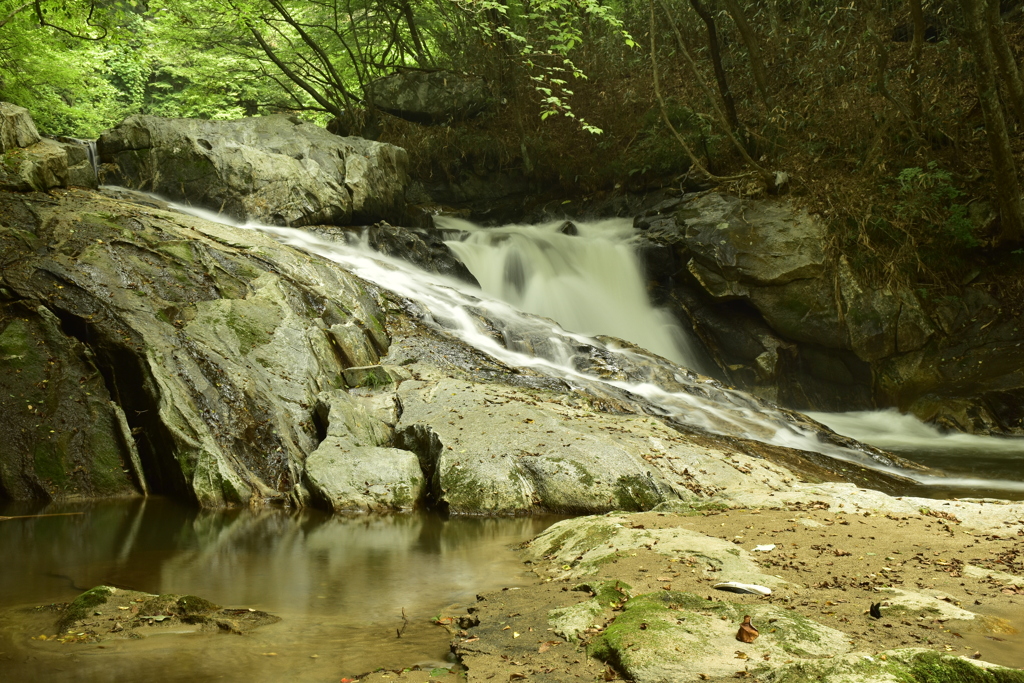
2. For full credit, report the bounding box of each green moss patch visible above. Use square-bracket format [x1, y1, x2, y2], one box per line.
[613, 474, 664, 511]
[58, 586, 113, 632]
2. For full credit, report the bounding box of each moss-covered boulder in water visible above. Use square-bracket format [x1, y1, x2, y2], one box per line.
[55, 585, 277, 641]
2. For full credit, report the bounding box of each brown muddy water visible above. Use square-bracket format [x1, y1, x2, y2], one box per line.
[0, 498, 561, 682]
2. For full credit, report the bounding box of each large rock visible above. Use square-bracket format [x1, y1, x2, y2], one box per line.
[303, 391, 426, 511]
[641, 192, 1024, 432]
[0, 301, 142, 500]
[0, 187, 402, 505]
[394, 377, 685, 515]
[0, 104, 97, 191]
[98, 114, 409, 226]
[0, 102, 40, 152]
[0, 138, 69, 192]
[366, 70, 491, 123]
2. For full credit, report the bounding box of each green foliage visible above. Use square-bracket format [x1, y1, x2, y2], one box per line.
[464, 0, 634, 133]
[894, 162, 978, 249]
[0, 0, 145, 135]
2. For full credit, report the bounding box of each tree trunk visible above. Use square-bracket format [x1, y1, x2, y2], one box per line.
[687, 0, 740, 133]
[961, 0, 1024, 246]
[398, 0, 431, 66]
[907, 0, 925, 120]
[985, 0, 1024, 125]
[720, 0, 775, 112]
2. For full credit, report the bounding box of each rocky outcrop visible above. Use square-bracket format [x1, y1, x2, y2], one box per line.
[639, 192, 1024, 433]
[0, 103, 98, 192]
[0, 102, 40, 152]
[0, 185, 400, 506]
[366, 70, 492, 124]
[0, 180, 923, 509]
[98, 114, 409, 227]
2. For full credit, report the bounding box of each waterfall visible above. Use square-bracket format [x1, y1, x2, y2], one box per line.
[440, 216, 705, 371]
[157, 197, 1024, 496]
[65, 137, 99, 183]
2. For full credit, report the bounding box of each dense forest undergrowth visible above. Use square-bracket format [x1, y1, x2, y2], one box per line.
[3, 0, 1024, 307]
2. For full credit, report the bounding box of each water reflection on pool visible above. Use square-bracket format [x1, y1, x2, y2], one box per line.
[0, 498, 561, 682]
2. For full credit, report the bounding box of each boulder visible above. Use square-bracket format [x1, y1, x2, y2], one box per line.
[366, 70, 491, 123]
[0, 105, 97, 191]
[641, 192, 1024, 432]
[680, 193, 826, 286]
[0, 186, 400, 505]
[394, 377, 689, 515]
[0, 102, 40, 152]
[0, 138, 69, 192]
[303, 391, 425, 511]
[98, 114, 409, 226]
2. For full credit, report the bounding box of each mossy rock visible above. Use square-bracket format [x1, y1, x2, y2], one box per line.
[57, 586, 113, 632]
[589, 591, 852, 682]
[755, 649, 1024, 683]
[651, 499, 733, 515]
[175, 595, 220, 616]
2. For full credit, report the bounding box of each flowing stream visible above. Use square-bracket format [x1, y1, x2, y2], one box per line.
[5, 193, 1024, 679]
[157, 199, 1024, 498]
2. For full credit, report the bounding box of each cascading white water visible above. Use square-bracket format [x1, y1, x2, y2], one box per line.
[808, 410, 1024, 481]
[440, 216, 701, 369]
[156, 196, 1024, 496]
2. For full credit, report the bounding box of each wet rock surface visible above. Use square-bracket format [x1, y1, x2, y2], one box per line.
[639, 191, 1024, 433]
[0, 185, 401, 505]
[0, 181, 950, 510]
[306, 221, 479, 284]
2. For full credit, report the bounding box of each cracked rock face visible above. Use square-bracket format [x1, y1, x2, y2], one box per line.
[0, 187, 396, 506]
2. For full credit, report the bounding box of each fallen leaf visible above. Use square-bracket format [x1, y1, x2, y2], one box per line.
[736, 616, 759, 643]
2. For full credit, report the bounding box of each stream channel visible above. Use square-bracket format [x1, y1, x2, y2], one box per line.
[3, 198, 1023, 680]
[0, 498, 560, 681]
